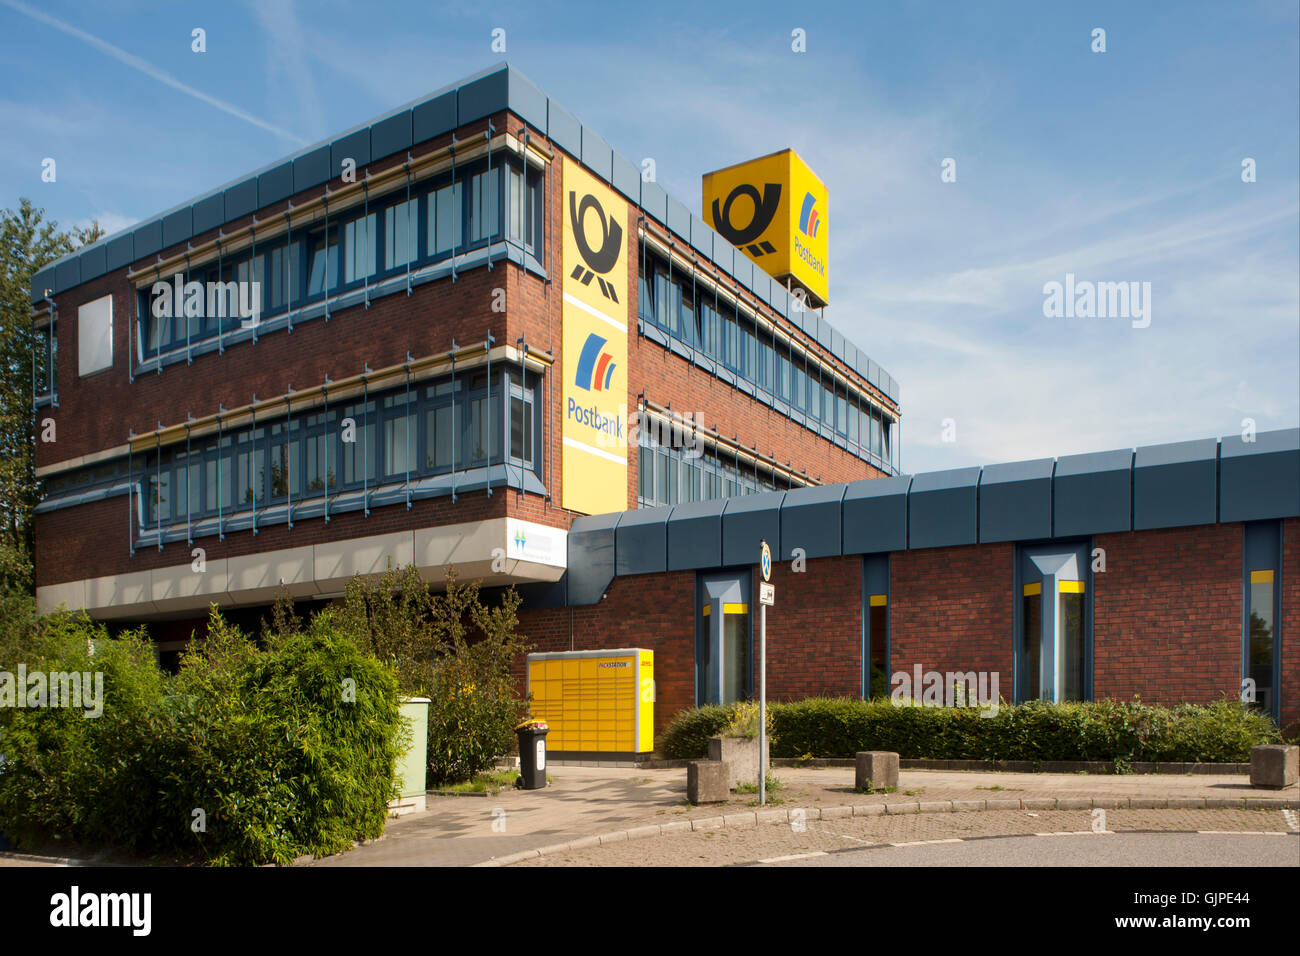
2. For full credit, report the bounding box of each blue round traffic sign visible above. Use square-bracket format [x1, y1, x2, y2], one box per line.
[760, 540, 771, 582]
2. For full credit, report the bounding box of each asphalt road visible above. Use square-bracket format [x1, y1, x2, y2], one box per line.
[761, 831, 1300, 867]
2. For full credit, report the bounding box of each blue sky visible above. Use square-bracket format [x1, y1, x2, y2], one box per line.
[3, 0, 1296, 473]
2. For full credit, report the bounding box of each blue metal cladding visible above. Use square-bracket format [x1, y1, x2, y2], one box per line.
[105, 234, 133, 273]
[546, 99, 582, 157]
[580, 126, 613, 182]
[667, 197, 692, 243]
[611, 152, 640, 203]
[161, 208, 193, 250]
[841, 476, 910, 553]
[908, 466, 981, 549]
[780, 483, 847, 560]
[457, 67, 508, 124]
[257, 162, 294, 208]
[54, 257, 80, 294]
[1052, 447, 1132, 536]
[566, 512, 621, 605]
[293, 146, 332, 192]
[616, 507, 670, 575]
[979, 458, 1054, 543]
[1220, 427, 1300, 522]
[640, 179, 668, 225]
[79, 244, 107, 283]
[331, 129, 371, 174]
[31, 267, 55, 302]
[1133, 437, 1218, 530]
[731, 253, 753, 289]
[667, 499, 726, 571]
[412, 91, 457, 143]
[689, 216, 713, 259]
[722, 491, 785, 567]
[132, 219, 164, 260]
[370, 111, 413, 161]
[223, 179, 258, 222]
[506, 67, 548, 132]
[191, 193, 225, 236]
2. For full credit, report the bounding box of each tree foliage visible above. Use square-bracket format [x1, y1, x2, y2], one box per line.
[0, 199, 103, 592]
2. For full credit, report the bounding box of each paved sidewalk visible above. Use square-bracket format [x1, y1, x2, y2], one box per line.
[306, 764, 1298, 867]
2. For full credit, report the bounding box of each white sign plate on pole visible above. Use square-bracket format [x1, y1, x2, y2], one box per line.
[759, 582, 775, 606]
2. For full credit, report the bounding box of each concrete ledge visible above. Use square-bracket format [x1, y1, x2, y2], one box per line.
[659, 821, 692, 835]
[1055, 797, 1092, 810]
[917, 801, 953, 814]
[1021, 798, 1055, 811]
[626, 825, 661, 840]
[755, 808, 789, 824]
[984, 798, 1021, 811]
[853, 803, 886, 817]
[691, 816, 725, 831]
[821, 805, 854, 820]
[566, 835, 601, 850]
[883, 802, 919, 815]
[1166, 797, 1207, 809]
[1128, 797, 1166, 810]
[1090, 797, 1125, 810]
[723, 812, 758, 828]
[951, 800, 986, 812]
[598, 831, 628, 845]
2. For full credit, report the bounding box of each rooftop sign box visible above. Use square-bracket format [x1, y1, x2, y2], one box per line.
[702, 148, 829, 308]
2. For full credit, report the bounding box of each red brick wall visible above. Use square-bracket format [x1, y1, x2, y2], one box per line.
[753, 556, 862, 700]
[888, 543, 1015, 699]
[1092, 524, 1241, 709]
[517, 570, 697, 740]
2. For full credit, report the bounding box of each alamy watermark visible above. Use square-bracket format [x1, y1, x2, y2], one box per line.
[890, 665, 1001, 717]
[1042, 273, 1151, 328]
[150, 273, 261, 330]
[0, 665, 104, 718]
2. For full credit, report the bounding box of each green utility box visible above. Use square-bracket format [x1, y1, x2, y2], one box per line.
[391, 697, 430, 816]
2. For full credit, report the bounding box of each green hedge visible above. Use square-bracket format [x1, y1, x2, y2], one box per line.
[660, 697, 1281, 764]
[0, 607, 405, 865]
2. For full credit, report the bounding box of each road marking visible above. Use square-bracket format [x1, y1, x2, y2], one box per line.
[1034, 830, 1111, 836]
[819, 828, 872, 845]
[758, 851, 828, 864]
[1197, 830, 1288, 836]
[1283, 810, 1298, 832]
[889, 838, 963, 848]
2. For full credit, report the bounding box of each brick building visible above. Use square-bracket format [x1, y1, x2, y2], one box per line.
[29, 64, 1297, 740]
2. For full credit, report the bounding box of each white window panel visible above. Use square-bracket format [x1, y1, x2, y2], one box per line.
[78, 294, 113, 376]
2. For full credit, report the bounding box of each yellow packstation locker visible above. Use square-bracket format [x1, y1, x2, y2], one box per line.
[526, 649, 654, 755]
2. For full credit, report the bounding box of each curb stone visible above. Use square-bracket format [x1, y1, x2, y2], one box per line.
[472, 795, 1300, 866]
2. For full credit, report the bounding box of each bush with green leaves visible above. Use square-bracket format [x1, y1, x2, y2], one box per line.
[333, 565, 533, 786]
[661, 696, 1281, 763]
[0, 606, 405, 865]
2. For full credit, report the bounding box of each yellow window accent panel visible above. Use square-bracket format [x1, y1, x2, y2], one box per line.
[1059, 580, 1086, 593]
[1250, 569, 1274, 584]
[723, 602, 749, 615]
[1023, 582, 1042, 597]
[869, 594, 887, 607]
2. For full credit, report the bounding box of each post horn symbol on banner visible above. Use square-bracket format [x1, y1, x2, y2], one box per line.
[569, 191, 623, 302]
[712, 182, 782, 256]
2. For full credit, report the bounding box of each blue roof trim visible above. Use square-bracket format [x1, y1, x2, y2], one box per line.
[1219, 427, 1300, 522]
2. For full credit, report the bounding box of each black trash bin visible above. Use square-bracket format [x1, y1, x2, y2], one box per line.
[515, 719, 549, 790]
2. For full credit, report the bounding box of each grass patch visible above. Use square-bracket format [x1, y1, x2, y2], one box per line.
[437, 769, 521, 793]
[855, 783, 897, 795]
[975, 785, 1024, 792]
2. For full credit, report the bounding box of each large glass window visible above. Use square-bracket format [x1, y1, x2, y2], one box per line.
[307, 227, 339, 297]
[1017, 545, 1090, 703]
[697, 572, 752, 706]
[1243, 521, 1281, 720]
[429, 181, 462, 257]
[385, 198, 418, 270]
[343, 212, 377, 283]
[469, 167, 499, 244]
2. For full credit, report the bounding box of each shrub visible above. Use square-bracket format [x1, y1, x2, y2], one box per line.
[660, 704, 737, 758]
[0, 605, 405, 865]
[661, 696, 1282, 763]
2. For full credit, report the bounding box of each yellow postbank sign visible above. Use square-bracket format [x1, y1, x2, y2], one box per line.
[561, 157, 629, 515]
[702, 148, 829, 308]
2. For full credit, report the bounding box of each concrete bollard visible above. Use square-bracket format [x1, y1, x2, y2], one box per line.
[856, 751, 899, 791]
[1250, 744, 1298, 789]
[688, 760, 731, 804]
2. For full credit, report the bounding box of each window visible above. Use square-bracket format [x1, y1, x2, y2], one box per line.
[340, 401, 376, 486]
[697, 572, 752, 705]
[429, 181, 462, 256]
[506, 164, 540, 250]
[469, 167, 499, 243]
[78, 294, 113, 376]
[34, 322, 56, 398]
[864, 555, 889, 699]
[1243, 522, 1281, 720]
[385, 198, 418, 270]
[307, 228, 339, 296]
[508, 373, 535, 465]
[343, 212, 376, 283]
[383, 393, 418, 478]
[1017, 544, 1090, 703]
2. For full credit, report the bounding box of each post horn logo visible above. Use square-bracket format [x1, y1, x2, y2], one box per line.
[569, 191, 623, 302]
[711, 182, 782, 257]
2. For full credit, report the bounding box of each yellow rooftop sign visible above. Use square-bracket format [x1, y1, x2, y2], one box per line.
[702, 148, 829, 308]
